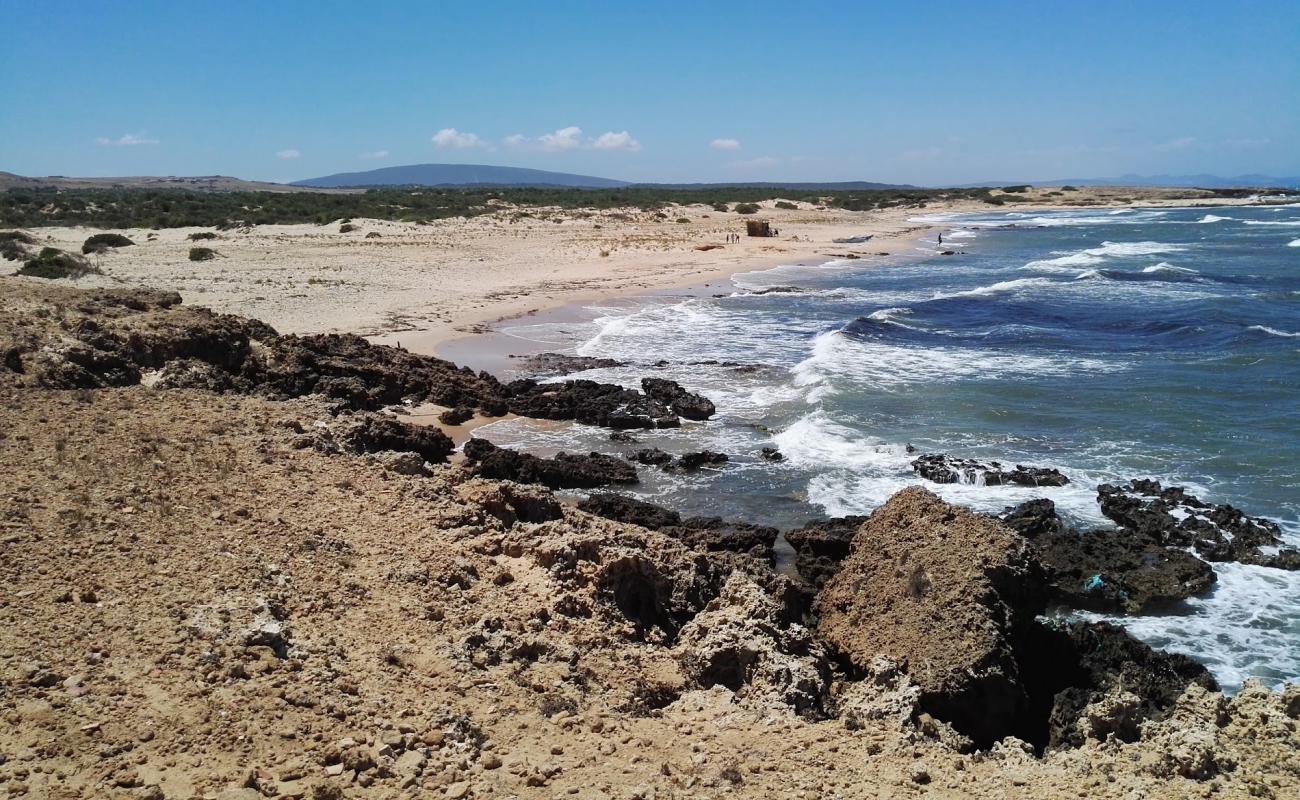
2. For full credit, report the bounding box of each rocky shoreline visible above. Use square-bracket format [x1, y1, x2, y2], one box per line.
[1, 278, 1297, 799]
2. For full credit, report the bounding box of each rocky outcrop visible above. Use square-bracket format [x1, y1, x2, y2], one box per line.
[816, 488, 1045, 746]
[627, 447, 673, 467]
[1026, 621, 1218, 750]
[576, 494, 778, 562]
[911, 454, 1069, 487]
[463, 438, 637, 489]
[505, 379, 680, 429]
[1001, 499, 1217, 613]
[577, 493, 682, 530]
[516, 352, 625, 376]
[674, 573, 830, 718]
[438, 406, 474, 425]
[783, 516, 868, 588]
[640, 378, 716, 421]
[1098, 479, 1298, 568]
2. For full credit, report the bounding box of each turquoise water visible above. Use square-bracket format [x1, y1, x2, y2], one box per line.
[478, 204, 1300, 691]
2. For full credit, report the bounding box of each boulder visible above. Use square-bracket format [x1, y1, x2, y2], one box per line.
[676, 451, 728, 470]
[506, 379, 680, 429]
[815, 488, 1044, 746]
[438, 406, 474, 425]
[339, 415, 455, 464]
[627, 447, 673, 467]
[640, 377, 716, 421]
[664, 517, 779, 561]
[518, 352, 625, 376]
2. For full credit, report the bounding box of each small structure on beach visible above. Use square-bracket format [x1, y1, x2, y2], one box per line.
[745, 220, 772, 238]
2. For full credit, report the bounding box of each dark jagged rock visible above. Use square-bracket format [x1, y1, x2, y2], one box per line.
[339, 416, 455, 464]
[677, 451, 728, 470]
[911, 454, 1069, 487]
[517, 352, 625, 376]
[640, 378, 716, 421]
[1000, 498, 1069, 539]
[608, 431, 640, 444]
[783, 516, 868, 589]
[1001, 499, 1216, 613]
[577, 493, 682, 530]
[628, 447, 673, 467]
[438, 406, 474, 425]
[1024, 621, 1218, 751]
[576, 494, 777, 562]
[462, 438, 637, 489]
[1098, 479, 1296, 568]
[760, 447, 784, 462]
[506, 379, 680, 429]
[665, 517, 779, 562]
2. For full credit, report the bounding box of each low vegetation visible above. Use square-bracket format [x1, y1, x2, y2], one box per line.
[734, 203, 760, 215]
[774, 200, 798, 210]
[188, 246, 218, 262]
[1, 230, 38, 261]
[80, 232, 135, 254]
[0, 186, 1025, 230]
[17, 247, 99, 279]
[187, 231, 218, 241]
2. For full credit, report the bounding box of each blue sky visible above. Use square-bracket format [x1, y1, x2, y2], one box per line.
[2, 0, 1297, 185]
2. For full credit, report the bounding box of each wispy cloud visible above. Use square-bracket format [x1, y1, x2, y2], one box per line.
[276, 148, 301, 160]
[1154, 136, 1197, 152]
[96, 133, 159, 147]
[728, 156, 779, 170]
[432, 128, 486, 149]
[360, 149, 389, 160]
[539, 126, 584, 152]
[592, 130, 641, 152]
[502, 126, 644, 153]
[710, 138, 741, 150]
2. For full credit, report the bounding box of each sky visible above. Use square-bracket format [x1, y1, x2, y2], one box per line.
[1, 0, 1297, 185]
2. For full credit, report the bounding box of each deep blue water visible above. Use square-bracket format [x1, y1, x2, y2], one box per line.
[479, 204, 1300, 691]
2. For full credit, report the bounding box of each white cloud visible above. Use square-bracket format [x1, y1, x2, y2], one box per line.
[360, 149, 389, 160]
[503, 134, 528, 148]
[728, 156, 779, 170]
[432, 128, 486, 149]
[710, 138, 741, 150]
[276, 148, 301, 160]
[592, 130, 641, 152]
[540, 126, 584, 152]
[96, 133, 159, 147]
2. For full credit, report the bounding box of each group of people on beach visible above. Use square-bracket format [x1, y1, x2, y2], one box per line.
[725, 232, 741, 243]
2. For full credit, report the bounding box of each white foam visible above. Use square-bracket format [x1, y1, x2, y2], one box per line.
[1024, 240, 1188, 271]
[790, 330, 1122, 395]
[731, 258, 860, 291]
[1091, 561, 1300, 692]
[1196, 214, 1229, 223]
[1288, 239, 1300, 247]
[1249, 325, 1300, 338]
[935, 277, 1052, 299]
[1243, 219, 1300, 226]
[1142, 262, 1199, 275]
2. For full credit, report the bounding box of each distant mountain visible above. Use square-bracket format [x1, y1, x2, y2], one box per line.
[293, 163, 630, 189]
[958, 174, 1300, 190]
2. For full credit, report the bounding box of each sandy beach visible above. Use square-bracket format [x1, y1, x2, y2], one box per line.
[17, 186, 1264, 364]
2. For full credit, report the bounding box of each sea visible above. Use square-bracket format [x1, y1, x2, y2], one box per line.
[471, 203, 1300, 693]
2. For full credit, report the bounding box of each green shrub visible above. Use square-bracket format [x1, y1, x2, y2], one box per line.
[675, 217, 690, 223]
[1001, 185, 1030, 193]
[339, 223, 358, 233]
[984, 195, 1007, 205]
[187, 231, 218, 241]
[1, 231, 36, 261]
[189, 246, 218, 261]
[1061, 185, 1078, 191]
[17, 247, 99, 279]
[711, 202, 729, 212]
[81, 232, 134, 254]
[0, 230, 37, 244]
[774, 200, 798, 210]
[734, 203, 760, 215]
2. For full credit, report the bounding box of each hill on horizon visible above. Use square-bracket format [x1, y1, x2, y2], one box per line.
[292, 163, 630, 189]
